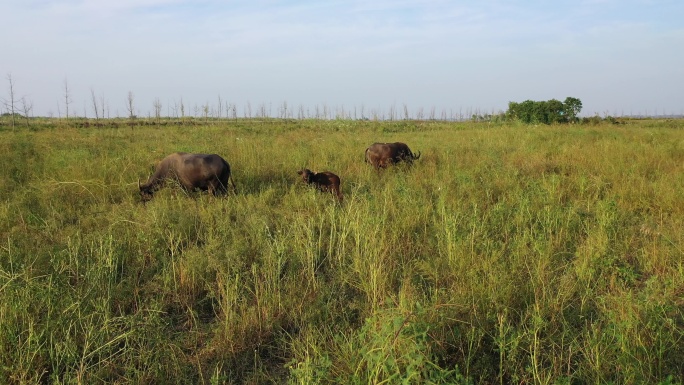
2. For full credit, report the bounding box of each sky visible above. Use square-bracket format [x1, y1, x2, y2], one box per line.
[1, 0, 683, 118]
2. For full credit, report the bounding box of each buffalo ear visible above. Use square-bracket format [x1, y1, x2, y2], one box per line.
[297, 170, 303, 175]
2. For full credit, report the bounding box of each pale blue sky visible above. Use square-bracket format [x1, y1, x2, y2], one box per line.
[2, 0, 683, 118]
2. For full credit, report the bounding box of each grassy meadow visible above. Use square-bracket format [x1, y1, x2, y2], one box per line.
[1, 117, 683, 384]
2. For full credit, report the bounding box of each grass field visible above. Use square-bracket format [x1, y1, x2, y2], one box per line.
[1, 117, 683, 384]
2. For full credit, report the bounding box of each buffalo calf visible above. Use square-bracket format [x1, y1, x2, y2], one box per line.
[297, 168, 343, 202]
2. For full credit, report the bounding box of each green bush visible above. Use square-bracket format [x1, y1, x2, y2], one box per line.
[507, 97, 582, 124]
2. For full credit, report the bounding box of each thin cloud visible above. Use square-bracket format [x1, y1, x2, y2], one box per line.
[1, 0, 682, 116]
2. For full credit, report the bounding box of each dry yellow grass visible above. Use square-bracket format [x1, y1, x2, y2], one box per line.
[0, 117, 683, 384]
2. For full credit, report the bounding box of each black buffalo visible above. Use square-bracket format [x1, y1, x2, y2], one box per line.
[139, 152, 236, 201]
[364, 142, 421, 169]
[297, 168, 343, 202]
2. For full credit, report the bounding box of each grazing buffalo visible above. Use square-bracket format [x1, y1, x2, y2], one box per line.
[297, 168, 343, 202]
[139, 152, 236, 201]
[364, 142, 421, 169]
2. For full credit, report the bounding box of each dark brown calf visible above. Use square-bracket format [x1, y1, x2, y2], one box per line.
[297, 168, 343, 202]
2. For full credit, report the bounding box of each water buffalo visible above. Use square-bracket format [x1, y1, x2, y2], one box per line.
[364, 142, 421, 169]
[297, 168, 343, 202]
[139, 152, 236, 201]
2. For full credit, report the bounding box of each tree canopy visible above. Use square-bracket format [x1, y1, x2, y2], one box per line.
[506, 97, 582, 124]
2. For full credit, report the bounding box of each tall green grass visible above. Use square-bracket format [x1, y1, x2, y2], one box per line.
[1, 118, 683, 384]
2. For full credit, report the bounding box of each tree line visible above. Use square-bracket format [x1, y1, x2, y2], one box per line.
[0, 73, 606, 127]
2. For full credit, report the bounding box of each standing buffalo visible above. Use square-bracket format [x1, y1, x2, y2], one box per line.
[297, 168, 343, 202]
[139, 152, 236, 201]
[364, 142, 421, 168]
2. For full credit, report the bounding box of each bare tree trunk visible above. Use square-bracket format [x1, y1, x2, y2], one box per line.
[153, 97, 162, 124]
[281, 101, 288, 119]
[63, 78, 72, 124]
[203, 102, 210, 123]
[126, 91, 135, 128]
[90, 87, 100, 122]
[21, 97, 33, 128]
[100, 92, 106, 120]
[5, 73, 17, 130]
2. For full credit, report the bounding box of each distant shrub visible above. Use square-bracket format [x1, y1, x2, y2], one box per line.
[0, 112, 24, 119]
[580, 115, 623, 125]
[471, 112, 506, 123]
[581, 115, 602, 125]
[506, 97, 582, 124]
